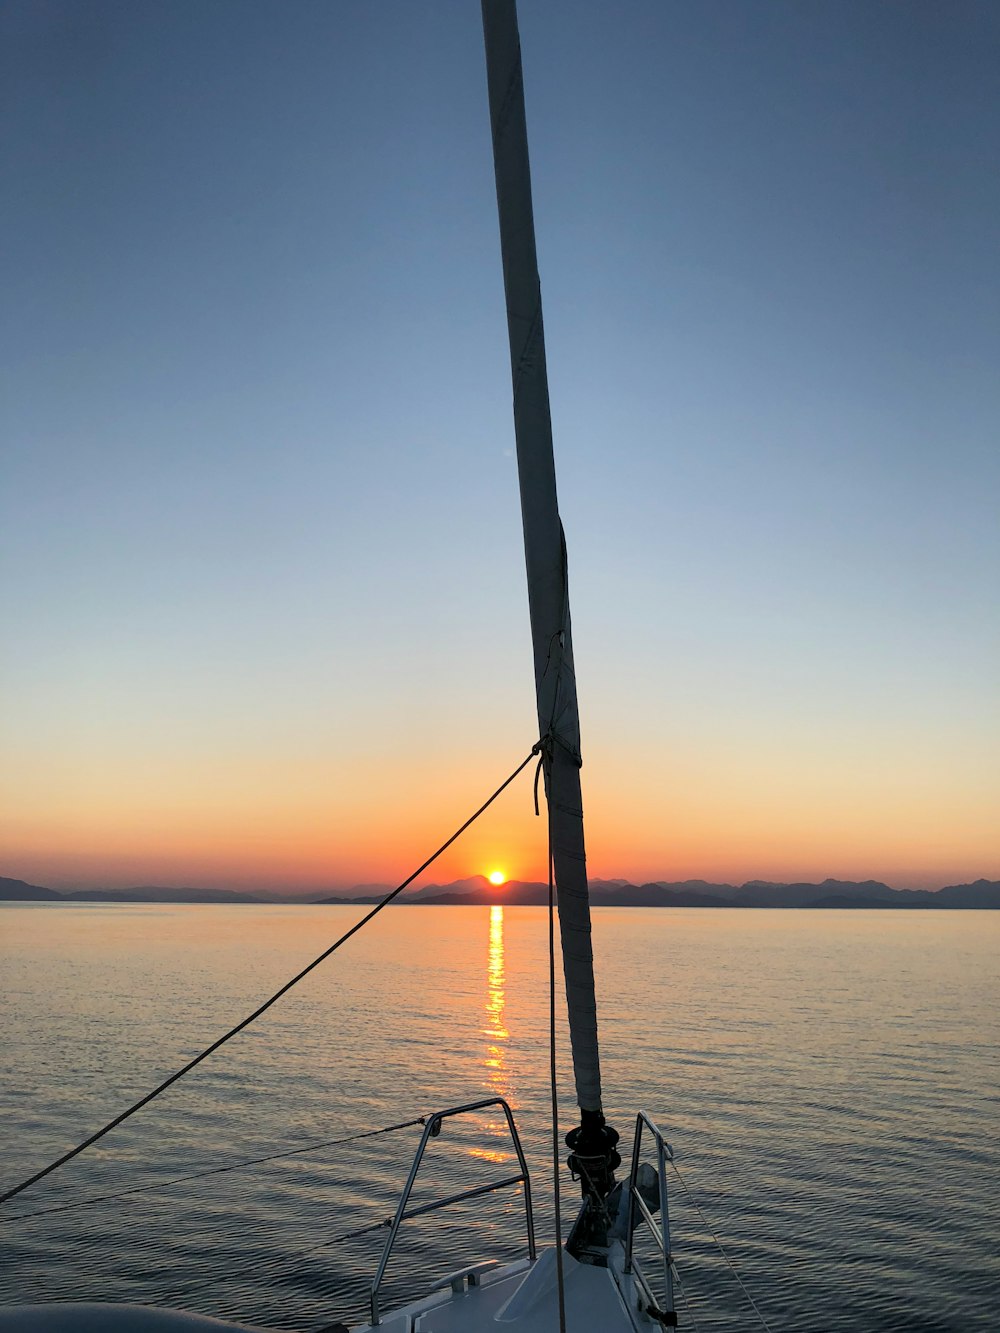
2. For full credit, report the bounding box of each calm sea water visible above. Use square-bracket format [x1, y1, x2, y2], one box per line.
[2, 903, 997, 1330]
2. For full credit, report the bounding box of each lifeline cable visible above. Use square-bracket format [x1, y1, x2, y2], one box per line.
[669, 1161, 774, 1333]
[0, 746, 540, 1208]
[6, 1117, 427, 1223]
[156, 1209, 399, 1312]
[671, 1260, 701, 1333]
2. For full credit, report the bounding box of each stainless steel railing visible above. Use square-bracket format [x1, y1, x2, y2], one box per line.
[622, 1111, 676, 1325]
[369, 1096, 536, 1325]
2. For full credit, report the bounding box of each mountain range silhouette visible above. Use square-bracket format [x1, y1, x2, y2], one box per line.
[4, 874, 997, 908]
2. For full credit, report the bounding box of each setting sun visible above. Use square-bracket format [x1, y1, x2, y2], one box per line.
[488, 870, 507, 886]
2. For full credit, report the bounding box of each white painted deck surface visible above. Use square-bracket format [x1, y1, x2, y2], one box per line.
[355, 1248, 650, 1333]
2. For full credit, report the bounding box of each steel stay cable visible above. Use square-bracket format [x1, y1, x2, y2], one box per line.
[670, 1259, 701, 1333]
[575, 1125, 769, 1333]
[157, 1150, 536, 1308]
[0, 747, 541, 1208]
[157, 1209, 398, 1312]
[6, 1117, 426, 1223]
[668, 1160, 774, 1333]
[161, 1144, 537, 1310]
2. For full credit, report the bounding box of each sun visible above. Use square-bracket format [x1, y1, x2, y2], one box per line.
[488, 870, 507, 886]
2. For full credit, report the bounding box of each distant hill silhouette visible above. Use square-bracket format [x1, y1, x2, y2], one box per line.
[0, 876, 60, 901]
[3, 874, 998, 908]
[63, 886, 263, 904]
[0, 880, 262, 904]
[316, 876, 1000, 909]
[935, 879, 1000, 908]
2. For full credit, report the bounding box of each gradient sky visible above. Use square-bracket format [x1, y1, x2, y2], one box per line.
[2, 1, 998, 892]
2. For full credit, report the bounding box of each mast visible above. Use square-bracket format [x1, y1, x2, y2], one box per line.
[481, 0, 620, 1213]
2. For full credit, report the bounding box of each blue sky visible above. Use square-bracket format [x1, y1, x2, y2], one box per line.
[2, 0, 997, 890]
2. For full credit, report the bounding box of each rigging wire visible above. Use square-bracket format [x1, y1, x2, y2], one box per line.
[575, 1129, 771, 1333]
[0, 747, 541, 1209]
[157, 1210, 399, 1312]
[669, 1161, 774, 1333]
[154, 1128, 535, 1310]
[5, 1118, 426, 1223]
[670, 1260, 701, 1333]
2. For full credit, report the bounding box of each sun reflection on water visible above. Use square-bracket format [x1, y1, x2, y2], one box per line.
[470, 904, 513, 1164]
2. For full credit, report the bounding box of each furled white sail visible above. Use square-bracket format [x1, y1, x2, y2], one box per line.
[481, 0, 603, 1118]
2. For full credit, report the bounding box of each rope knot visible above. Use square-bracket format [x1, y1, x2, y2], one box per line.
[532, 733, 554, 815]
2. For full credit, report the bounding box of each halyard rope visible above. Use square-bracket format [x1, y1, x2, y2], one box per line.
[0, 747, 541, 1207]
[541, 737, 568, 1333]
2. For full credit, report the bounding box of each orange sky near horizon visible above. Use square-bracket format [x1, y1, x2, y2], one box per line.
[2, 730, 995, 893]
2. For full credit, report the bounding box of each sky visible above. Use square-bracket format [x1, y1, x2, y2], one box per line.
[2, 0, 998, 893]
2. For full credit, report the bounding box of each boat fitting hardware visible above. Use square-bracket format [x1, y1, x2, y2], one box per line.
[622, 1112, 677, 1327]
[368, 1096, 535, 1325]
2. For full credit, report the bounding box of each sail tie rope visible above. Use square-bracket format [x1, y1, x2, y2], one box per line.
[531, 735, 547, 814]
[0, 748, 541, 1208]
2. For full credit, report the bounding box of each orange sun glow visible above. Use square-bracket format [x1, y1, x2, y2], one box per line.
[488, 870, 507, 886]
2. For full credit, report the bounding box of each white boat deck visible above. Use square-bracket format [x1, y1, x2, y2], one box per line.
[356, 1247, 652, 1333]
